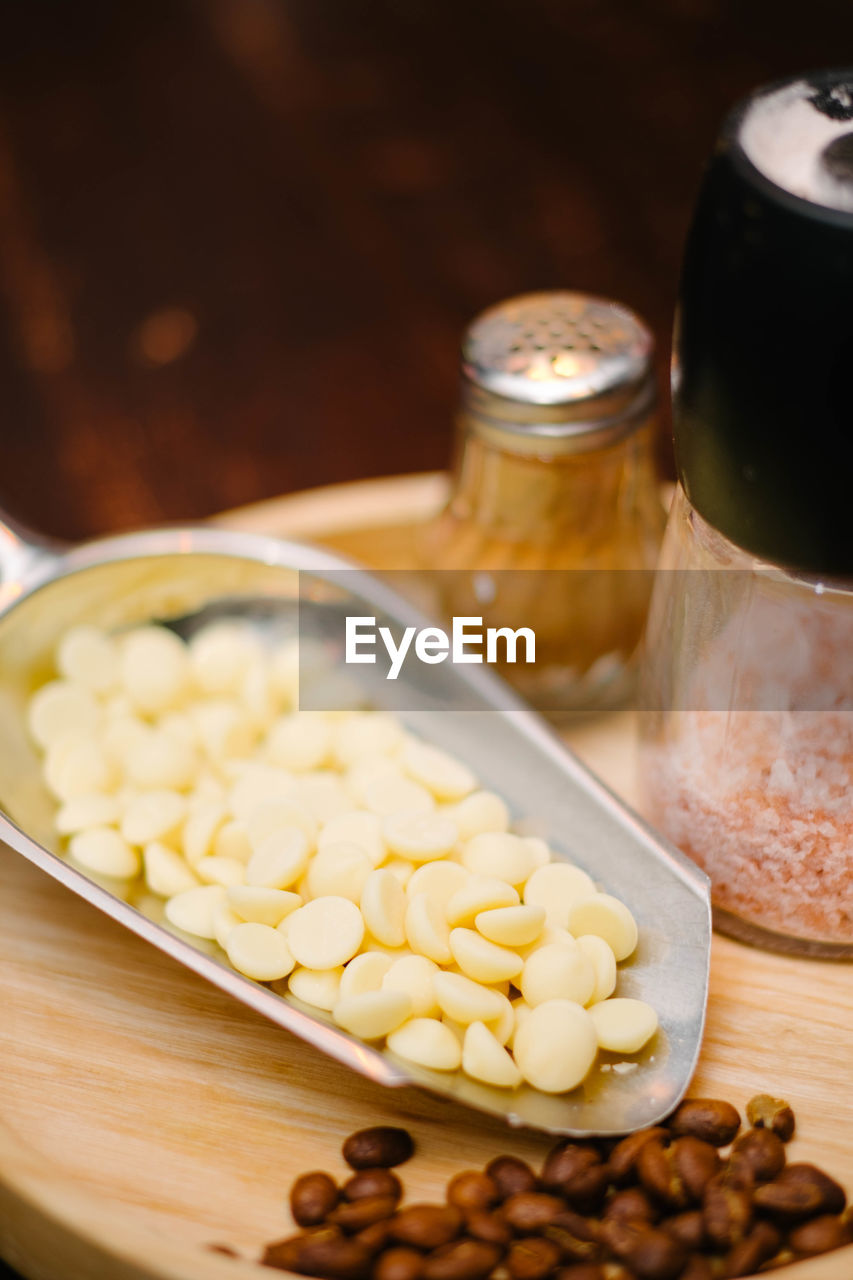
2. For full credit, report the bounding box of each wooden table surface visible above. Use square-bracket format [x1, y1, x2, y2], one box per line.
[2, 0, 853, 543]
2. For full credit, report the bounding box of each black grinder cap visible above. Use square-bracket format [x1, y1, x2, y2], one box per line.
[674, 68, 853, 576]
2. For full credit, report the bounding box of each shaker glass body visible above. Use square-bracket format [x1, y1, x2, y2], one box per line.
[639, 487, 853, 956]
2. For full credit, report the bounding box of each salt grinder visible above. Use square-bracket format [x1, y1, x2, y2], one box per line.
[639, 69, 853, 956]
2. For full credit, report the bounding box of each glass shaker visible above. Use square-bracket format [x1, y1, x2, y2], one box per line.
[639, 69, 853, 957]
[419, 291, 665, 714]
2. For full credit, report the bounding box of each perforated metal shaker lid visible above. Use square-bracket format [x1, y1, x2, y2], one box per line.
[460, 291, 656, 455]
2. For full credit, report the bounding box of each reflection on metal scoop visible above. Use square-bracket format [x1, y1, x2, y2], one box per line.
[0, 513, 710, 1136]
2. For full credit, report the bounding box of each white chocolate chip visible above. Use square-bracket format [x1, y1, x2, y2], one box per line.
[401, 741, 476, 801]
[523, 863, 597, 929]
[225, 922, 295, 981]
[446, 876, 519, 927]
[287, 965, 343, 1011]
[433, 970, 505, 1025]
[404, 893, 452, 964]
[406, 860, 469, 911]
[164, 885, 228, 939]
[333, 990, 412, 1040]
[68, 827, 140, 879]
[363, 774, 435, 818]
[57, 626, 119, 693]
[361, 868, 407, 948]
[460, 832, 538, 886]
[589, 998, 658, 1053]
[462, 1021, 522, 1089]
[267, 713, 333, 772]
[386, 1018, 462, 1071]
[286, 896, 365, 969]
[444, 791, 509, 841]
[227, 886, 301, 927]
[120, 789, 186, 847]
[246, 799, 317, 851]
[144, 840, 199, 897]
[28, 681, 100, 749]
[195, 855, 246, 888]
[245, 827, 310, 889]
[475, 904, 546, 947]
[576, 934, 617, 1004]
[306, 842, 372, 903]
[383, 811, 458, 863]
[448, 928, 523, 984]
[318, 810, 384, 866]
[520, 942, 596, 1007]
[55, 793, 121, 835]
[381, 954, 440, 1018]
[334, 714, 404, 768]
[514, 999, 598, 1093]
[566, 894, 639, 961]
[338, 951, 393, 1000]
[119, 626, 190, 715]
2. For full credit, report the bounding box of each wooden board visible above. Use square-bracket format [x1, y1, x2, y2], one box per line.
[1, 473, 851, 1280]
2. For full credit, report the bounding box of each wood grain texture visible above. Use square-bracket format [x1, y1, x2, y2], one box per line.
[1, 475, 851, 1280]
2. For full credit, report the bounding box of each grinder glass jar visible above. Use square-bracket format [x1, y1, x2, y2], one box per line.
[419, 291, 665, 715]
[639, 69, 853, 957]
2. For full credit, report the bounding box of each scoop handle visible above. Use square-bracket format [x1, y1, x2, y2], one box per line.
[0, 511, 63, 584]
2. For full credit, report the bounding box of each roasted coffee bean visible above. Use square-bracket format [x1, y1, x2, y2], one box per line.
[667, 1099, 740, 1147]
[607, 1129, 669, 1186]
[291, 1171, 340, 1226]
[502, 1192, 566, 1233]
[262, 1227, 372, 1278]
[661, 1210, 706, 1252]
[422, 1239, 504, 1280]
[391, 1205, 465, 1250]
[507, 1236, 563, 1280]
[541, 1143, 602, 1192]
[746, 1094, 796, 1142]
[328, 1195, 400, 1233]
[728, 1127, 785, 1183]
[722, 1221, 781, 1278]
[563, 1163, 611, 1214]
[600, 1219, 687, 1280]
[464, 1210, 513, 1248]
[343, 1127, 415, 1170]
[544, 1209, 602, 1264]
[670, 1138, 721, 1202]
[343, 1168, 403, 1203]
[753, 1163, 846, 1220]
[446, 1171, 500, 1214]
[354, 1219, 395, 1255]
[703, 1174, 753, 1249]
[485, 1155, 539, 1199]
[603, 1188, 658, 1225]
[553, 1267, 609, 1280]
[374, 1246, 425, 1280]
[789, 1212, 853, 1256]
[677, 1256, 715, 1280]
[636, 1141, 688, 1211]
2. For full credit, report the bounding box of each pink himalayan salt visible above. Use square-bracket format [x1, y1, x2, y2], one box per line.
[642, 709, 853, 944]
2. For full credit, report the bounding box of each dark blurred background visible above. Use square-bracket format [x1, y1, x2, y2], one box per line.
[1, 0, 853, 542]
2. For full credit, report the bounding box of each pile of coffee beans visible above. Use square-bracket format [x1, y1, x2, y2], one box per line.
[259, 1100, 851, 1279]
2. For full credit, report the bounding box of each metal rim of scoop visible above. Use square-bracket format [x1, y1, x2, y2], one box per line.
[0, 513, 711, 1136]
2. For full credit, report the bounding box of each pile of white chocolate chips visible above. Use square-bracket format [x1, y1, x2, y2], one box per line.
[27, 620, 658, 1095]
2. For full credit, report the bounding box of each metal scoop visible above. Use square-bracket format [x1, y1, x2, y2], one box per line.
[0, 512, 710, 1136]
